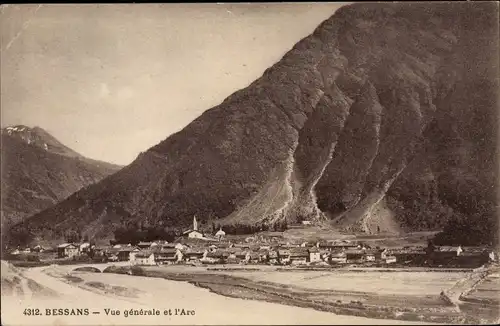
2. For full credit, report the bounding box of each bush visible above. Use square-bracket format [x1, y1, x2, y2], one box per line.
[103, 265, 131, 274]
[103, 265, 126, 274]
[26, 254, 41, 262]
[64, 275, 84, 283]
[86, 281, 106, 290]
[71, 255, 92, 262]
[6, 254, 41, 262]
[73, 266, 101, 273]
[130, 266, 146, 276]
[11, 261, 49, 268]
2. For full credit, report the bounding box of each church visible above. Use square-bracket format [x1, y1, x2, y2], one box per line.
[182, 216, 204, 239]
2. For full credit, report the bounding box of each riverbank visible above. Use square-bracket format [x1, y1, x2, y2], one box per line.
[104, 264, 486, 324]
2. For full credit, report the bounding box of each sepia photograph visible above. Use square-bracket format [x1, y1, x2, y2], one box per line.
[1, 2, 499, 325]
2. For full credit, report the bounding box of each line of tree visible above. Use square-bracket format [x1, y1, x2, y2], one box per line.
[433, 212, 498, 247]
[112, 226, 179, 245]
[213, 220, 288, 235]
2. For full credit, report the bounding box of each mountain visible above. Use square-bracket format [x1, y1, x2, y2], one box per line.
[9, 2, 498, 246]
[1, 125, 122, 227]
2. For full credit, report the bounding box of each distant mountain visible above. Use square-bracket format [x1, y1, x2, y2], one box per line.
[9, 2, 498, 246]
[3, 125, 83, 159]
[1, 125, 122, 227]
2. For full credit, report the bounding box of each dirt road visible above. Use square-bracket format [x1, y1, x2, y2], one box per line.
[1, 263, 434, 325]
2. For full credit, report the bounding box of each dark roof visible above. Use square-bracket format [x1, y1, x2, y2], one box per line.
[290, 248, 309, 257]
[206, 251, 228, 258]
[118, 248, 139, 253]
[185, 250, 205, 255]
[233, 244, 250, 248]
[159, 248, 178, 254]
[437, 246, 460, 252]
[106, 248, 121, 254]
[136, 251, 154, 258]
[330, 251, 346, 258]
[459, 251, 486, 257]
[156, 252, 177, 259]
[345, 249, 364, 254]
[387, 248, 426, 255]
[462, 246, 488, 253]
[248, 253, 260, 259]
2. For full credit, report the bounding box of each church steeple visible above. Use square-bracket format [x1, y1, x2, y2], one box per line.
[193, 215, 198, 231]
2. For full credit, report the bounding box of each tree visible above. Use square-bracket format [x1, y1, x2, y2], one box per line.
[65, 230, 79, 243]
[426, 239, 436, 254]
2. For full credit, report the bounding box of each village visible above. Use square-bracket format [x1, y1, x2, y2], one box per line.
[8, 217, 498, 269]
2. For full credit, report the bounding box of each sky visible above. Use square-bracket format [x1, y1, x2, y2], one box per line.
[1, 3, 347, 165]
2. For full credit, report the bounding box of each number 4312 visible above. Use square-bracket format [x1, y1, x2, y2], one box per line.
[23, 308, 42, 316]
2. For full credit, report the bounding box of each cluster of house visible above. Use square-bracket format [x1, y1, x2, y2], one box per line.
[52, 239, 498, 268]
[10, 218, 498, 268]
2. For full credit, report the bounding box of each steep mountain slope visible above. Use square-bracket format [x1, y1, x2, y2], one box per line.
[10, 2, 498, 245]
[1, 126, 122, 226]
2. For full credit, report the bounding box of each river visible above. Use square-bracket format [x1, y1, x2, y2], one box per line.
[1, 263, 434, 325]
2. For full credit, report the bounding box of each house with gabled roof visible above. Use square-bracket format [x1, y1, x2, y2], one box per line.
[226, 249, 246, 264]
[183, 248, 204, 262]
[267, 250, 280, 265]
[155, 248, 183, 265]
[308, 247, 322, 263]
[57, 243, 79, 258]
[201, 250, 228, 264]
[117, 247, 140, 261]
[330, 250, 347, 264]
[132, 251, 156, 266]
[289, 248, 309, 265]
[363, 249, 381, 262]
[137, 241, 154, 249]
[383, 248, 426, 265]
[345, 249, 365, 264]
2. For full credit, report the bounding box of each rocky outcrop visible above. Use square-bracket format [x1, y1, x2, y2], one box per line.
[9, 2, 498, 244]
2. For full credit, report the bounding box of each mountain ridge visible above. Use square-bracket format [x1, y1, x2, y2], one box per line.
[8, 2, 498, 246]
[1, 126, 122, 227]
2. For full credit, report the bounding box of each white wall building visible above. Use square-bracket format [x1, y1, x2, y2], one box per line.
[133, 252, 156, 266]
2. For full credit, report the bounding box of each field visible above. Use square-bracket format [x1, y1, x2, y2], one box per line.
[214, 270, 464, 296]
[464, 271, 500, 304]
[458, 268, 500, 322]
[233, 227, 439, 248]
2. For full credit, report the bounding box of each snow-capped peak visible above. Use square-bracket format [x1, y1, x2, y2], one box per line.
[3, 125, 49, 151]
